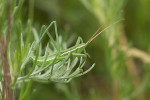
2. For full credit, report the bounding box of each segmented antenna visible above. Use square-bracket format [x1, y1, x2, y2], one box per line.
[86, 18, 124, 44]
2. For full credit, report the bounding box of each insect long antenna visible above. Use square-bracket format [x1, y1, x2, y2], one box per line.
[87, 18, 124, 44]
[88, 22, 106, 43]
[87, 10, 124, 44]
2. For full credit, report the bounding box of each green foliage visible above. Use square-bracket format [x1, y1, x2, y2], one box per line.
[11, 20, 94, 84]
[0, 0, 150, 100]
[1, 0, 95, 99]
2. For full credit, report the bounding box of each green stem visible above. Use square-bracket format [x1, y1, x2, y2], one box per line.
[29, 0, 34, 24]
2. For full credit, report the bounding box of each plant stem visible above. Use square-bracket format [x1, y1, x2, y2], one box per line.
[0, 0, 13, 99]
[0, 39, 13, 100]
[29, 0, 34, 23]
[113, 79, 118, 100]
[119, 32, 144, 100]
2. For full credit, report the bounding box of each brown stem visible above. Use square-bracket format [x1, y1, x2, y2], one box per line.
[0, 39, 13, 100]
[0, 0, 13, 99]
[7, 0, 12, 42]
[113, 79, 119, 100]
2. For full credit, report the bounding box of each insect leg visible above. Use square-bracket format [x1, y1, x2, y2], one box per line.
[35, 22, 54, 47]
[35, 21, 60, 51]
[53, 21, 60, 51]
[46, 31, 58, 51]
[75, 36, 83, 45]
[45, 21, 60, 51]
[77, 37, 89, 57]
[75, 37, 87, 54]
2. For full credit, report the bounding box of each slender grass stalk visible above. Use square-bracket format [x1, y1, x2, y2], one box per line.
[29, 0, 34, 23]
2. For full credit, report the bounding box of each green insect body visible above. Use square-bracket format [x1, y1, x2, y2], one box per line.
[30, 43, 87, 66]
[23, 19, 123, 83]
[30, 19, 121, 65]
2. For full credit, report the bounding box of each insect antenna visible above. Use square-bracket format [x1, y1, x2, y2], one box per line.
[86, 18, 124, 44]
[87, 22, 105, 44]
[87, 11, 124, 44]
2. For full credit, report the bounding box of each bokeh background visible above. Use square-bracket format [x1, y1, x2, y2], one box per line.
[22, 0, 150, 100]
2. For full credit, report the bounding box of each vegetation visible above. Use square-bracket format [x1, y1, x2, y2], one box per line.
[0, 0, 150, 100]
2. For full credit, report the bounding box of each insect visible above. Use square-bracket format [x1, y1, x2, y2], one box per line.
[22, 17, 123, 83]
[30, 19, 123, 65]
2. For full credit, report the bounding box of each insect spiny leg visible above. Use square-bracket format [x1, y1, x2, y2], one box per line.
[53, 21, 60, 51]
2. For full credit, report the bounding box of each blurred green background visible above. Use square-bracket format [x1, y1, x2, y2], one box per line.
[21, 0, 150, 100]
